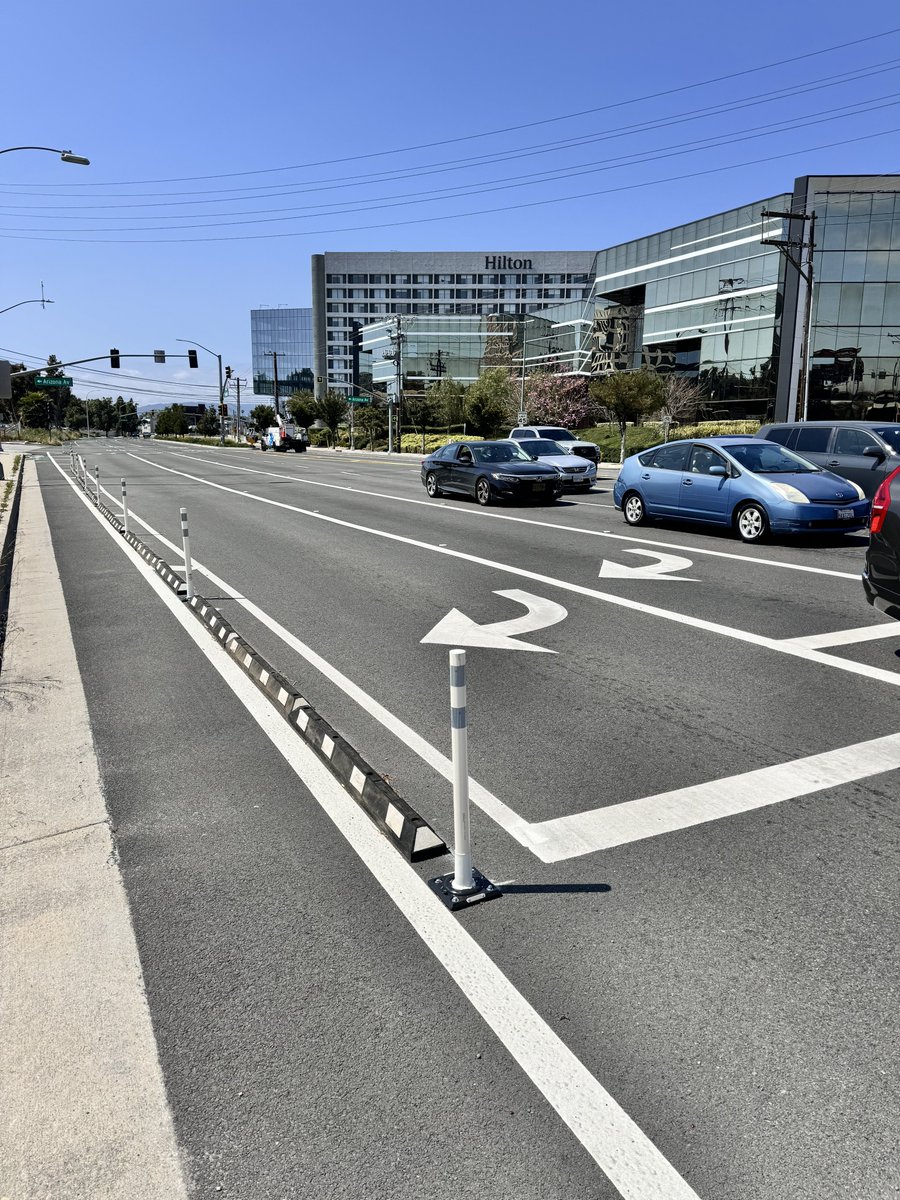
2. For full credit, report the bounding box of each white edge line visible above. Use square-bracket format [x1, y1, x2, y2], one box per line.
[46, 452, 703, 1200]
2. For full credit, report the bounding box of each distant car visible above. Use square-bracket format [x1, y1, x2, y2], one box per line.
[757, 420, 900, 497]
[863, 465, 900, 620]
[613, 436, 869, 542]
[509, 425, 600, 464]
[421, 441, 563, 506]
[503, 437, 596, 489]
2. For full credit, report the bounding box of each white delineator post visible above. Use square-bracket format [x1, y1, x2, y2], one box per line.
[93, 466, 100, 506]
[79, 455, 87, 487]
[180, 506, 194, 600]
[449, 648, 475, 893]
[121, 478, 129, 537]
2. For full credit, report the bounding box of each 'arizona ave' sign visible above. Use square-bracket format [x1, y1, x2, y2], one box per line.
[35, 376, 73, 386]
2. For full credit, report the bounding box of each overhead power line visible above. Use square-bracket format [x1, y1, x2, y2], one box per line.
[3, 25, 899, 190]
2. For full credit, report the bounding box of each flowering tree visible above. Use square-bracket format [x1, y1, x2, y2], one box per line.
[524, 371, 598, 429]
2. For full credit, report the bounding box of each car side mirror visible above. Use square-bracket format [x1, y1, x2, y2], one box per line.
[530, 454, 539, 461]
[708, 465, 728, 476]
[863, 445, 885, 459]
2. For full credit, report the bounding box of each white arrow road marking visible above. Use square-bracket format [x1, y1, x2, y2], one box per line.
[599, 549, 697, 580]
[421, 589, 567, 652]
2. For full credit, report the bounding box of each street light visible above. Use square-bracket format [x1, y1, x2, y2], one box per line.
[176, 338, 225, 444]
[0, 146, 90, 165]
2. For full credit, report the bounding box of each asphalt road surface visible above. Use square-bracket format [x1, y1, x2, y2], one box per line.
[32, 439, 900, 1199]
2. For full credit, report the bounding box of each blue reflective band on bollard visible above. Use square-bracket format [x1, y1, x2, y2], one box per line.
[450, 664, 465, 687]
[451, 706, 467, 729]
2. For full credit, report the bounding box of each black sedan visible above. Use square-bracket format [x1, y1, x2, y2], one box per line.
[863, 464, 900, 620]
[420, 440, 563, 505]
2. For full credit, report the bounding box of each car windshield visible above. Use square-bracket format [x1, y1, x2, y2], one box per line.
[874, 427, 900, 452]
[726, 442, 819, 474]
[471, 443, 532, 464]
[536, 428, 572, 441]
[521, 439, 565, 455]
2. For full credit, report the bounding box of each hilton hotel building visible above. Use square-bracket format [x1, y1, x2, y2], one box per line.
[311, 251, 596, 399]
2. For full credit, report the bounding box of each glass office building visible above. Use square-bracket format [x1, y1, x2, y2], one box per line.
[793, 175, 900, 422]
[308, 175, 900, 421]
[250, 307, 315, 401]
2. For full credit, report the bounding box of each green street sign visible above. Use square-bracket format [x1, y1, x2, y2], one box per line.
[347, 396, 369, 404]
[35, 376, 73, 386]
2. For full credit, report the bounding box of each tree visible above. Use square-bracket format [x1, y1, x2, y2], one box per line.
[589, 369, 664, 463]
[466, 367, 516, 437]
[654, 375, 706, 438]
[18, 391, 53, 429]
[428, 377, 467, 429]
[156, 404, 188, 436]
[287, 391, 316, 428]
[354, 399, 387, 450]
[195, 406, 220, 436]
[315, 390, 348, 447]
[120, 400, 139, 435]
[525, 371, 597, 429]
[249, 404, 276, 433]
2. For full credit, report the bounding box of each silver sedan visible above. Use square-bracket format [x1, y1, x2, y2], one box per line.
[505, 438, 597, 489]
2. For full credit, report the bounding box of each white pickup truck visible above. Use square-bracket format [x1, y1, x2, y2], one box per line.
[508, 425, 601, 464]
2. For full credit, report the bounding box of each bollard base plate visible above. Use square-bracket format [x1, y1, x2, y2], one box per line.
[427, 869, 501, 912]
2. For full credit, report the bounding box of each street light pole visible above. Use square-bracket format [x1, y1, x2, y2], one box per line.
[0, 146, 90, 165]
[176, 337, 225, 444]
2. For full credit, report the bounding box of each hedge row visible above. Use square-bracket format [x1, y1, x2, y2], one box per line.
[576, 420, 762, 460]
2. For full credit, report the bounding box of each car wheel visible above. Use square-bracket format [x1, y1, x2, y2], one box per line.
[735, 502, 769, 542]
[425, 471, 442, 498]
[293, 446, 302, 453]
[622, 491, 647, 525]
[475, 477, 492, 506]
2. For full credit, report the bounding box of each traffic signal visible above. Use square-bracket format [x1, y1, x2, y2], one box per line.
[110, 348, 120, 368]
[187, 349, 199, 368]
[225, 365, 232, 380]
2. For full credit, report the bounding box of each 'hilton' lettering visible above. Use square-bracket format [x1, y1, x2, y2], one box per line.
[484, 255, 533, 270]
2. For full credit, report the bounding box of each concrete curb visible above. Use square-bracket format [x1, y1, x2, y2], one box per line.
[71, 459, 448, 864]
[0, 455, 25, 656]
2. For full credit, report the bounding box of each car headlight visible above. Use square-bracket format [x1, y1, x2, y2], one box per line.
[847, 480, 866, 501]
[491, 471, 519, 481]
[767, 481, 810, 504]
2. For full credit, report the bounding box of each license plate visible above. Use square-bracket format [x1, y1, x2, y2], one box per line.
[837, 508, 854, 519]
[532, 481, 545, 492]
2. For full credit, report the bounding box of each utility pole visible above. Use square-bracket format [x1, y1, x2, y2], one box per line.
[386, 314, 405, 454]
[268, 351, 281, 417]
[234, 375, 247, 440]
[762, 208, 816, 421]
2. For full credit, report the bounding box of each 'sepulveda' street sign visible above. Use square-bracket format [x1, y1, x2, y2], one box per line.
[35, 376, 73, 386]
[347, 396, 369, 404]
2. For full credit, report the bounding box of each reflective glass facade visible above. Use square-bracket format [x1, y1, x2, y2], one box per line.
[306, 176, 900, 420]
[366, 315, 528, 388]
[804, 179, 900, 421]
[250, 307, 314, 400]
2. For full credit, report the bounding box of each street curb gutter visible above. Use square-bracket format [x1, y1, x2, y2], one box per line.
[80, 472, 447, 864]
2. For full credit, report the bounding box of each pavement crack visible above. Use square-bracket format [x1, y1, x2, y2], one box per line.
[0, 817, 110, 854]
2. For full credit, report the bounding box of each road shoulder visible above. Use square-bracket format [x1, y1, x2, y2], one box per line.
[0, 457, 189, 1199]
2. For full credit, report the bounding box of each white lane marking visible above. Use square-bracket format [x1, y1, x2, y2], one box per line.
[96, 471, 900, 868]
[154, 446, 859, 582]
[91, 477, 532, 852]
[421, 589, 567, 653]
[598, 549, 697, 580]
[529, 733, 900, 861]
[780, 622, 900, 649]
[124, 452, 900, 692]
[48, 455, 702, 1200]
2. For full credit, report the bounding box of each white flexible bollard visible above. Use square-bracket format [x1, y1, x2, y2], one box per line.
[449, 648, 475, 893]
[93, 466, 101, 507]
[121, 478, 129, 537]
[180, 506, 194, 600]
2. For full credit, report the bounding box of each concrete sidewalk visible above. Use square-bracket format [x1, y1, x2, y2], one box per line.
[0, 456, 188, 1199]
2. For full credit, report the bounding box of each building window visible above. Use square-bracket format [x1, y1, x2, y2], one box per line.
[392, 274, 410, 285]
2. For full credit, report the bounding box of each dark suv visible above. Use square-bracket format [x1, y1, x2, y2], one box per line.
[757, 421, 900, 497]
[863, 465, 900, 621]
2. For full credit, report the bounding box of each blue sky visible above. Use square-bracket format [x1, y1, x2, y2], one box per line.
[4, 0, 899, 409]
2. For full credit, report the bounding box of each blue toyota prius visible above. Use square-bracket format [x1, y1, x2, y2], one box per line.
[613, 436, 870, 542]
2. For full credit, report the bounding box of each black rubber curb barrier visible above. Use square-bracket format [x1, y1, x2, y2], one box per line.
[0, 456, 26, 662]
[186, 594, 447, 863]
[72, 462, 447, 864]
